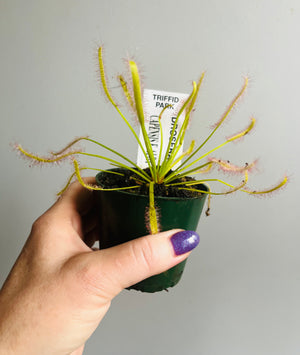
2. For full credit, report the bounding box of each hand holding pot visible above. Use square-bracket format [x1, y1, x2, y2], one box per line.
[0, 179, 200, 355]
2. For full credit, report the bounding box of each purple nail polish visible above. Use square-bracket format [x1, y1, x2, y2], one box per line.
[170, 230, 200, 256]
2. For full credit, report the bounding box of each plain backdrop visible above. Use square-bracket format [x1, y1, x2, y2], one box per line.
[1, 1, 299, 354]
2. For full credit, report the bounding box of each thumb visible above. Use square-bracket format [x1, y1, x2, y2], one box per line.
[77, 229, 200, 299]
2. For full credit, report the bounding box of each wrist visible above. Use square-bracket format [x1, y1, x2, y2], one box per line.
[0, 321, 15, 355]
[0, 293, 33, 355]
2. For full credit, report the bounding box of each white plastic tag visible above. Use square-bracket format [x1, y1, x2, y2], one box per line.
[136, 89, 189, 169]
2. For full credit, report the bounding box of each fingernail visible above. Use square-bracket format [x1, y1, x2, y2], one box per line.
[170, 230, 200, 256]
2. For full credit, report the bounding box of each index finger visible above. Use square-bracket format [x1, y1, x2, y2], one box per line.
[56, 177, 96, 216]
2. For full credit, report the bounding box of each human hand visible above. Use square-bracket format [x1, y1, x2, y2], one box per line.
[0, 178, 200, 355]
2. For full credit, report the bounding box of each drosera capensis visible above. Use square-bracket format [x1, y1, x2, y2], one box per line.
[15, 47, 288, 234]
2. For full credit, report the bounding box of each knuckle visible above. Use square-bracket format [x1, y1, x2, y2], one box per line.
[29, 214, 57, 259]
[31, 213, 53, 235]
[30, 214, 52, 239]
[31, 215, 44, 234]
[29, 217, 47, 247]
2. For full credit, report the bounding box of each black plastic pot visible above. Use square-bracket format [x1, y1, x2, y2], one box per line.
[95, 169, 208, 293]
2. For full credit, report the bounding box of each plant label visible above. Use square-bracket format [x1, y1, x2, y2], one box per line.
[137, 89, 189, 169]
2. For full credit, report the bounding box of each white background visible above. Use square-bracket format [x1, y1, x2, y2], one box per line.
[1, 1, 299, 354]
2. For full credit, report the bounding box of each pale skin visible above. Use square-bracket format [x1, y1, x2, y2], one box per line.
[0, 178, 192, 355]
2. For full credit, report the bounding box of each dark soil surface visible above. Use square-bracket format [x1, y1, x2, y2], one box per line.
[96, 168, 206, 198]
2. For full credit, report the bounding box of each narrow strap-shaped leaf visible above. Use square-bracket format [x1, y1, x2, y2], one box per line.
[129, 60, 157, 178]
[177, 77, 249, 172]
[73, 160, 140, 192]
[98, 48, 152, 172]
[170, 118, 256, 180]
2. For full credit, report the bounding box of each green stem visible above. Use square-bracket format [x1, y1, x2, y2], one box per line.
[76, 152, 151, 182]
[73, 160, 140, 192]
[158, 82, 197, 179]
[51, 136, 151, 182]
[167, 117, 255, 183]
[164, 162, 212, 184]
[156, 109, 165, 178]
[177, 173, 248, 195]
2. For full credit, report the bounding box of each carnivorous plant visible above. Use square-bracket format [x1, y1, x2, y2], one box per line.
[16, 47, 288, 234]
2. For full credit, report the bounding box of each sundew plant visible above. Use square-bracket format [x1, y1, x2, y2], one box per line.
[16, 47, 288, 235]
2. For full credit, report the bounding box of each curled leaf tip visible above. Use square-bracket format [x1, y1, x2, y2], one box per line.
[227, 118, 256, 142]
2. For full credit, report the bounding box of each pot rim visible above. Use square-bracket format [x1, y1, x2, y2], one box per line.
[95, 169, 209, 201]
